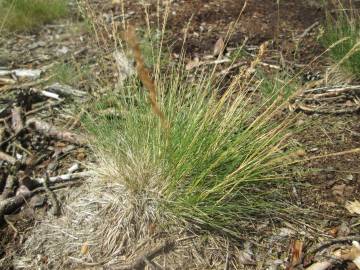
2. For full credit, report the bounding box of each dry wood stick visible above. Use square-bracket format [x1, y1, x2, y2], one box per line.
[297, 103, 360, 114]
[0, 77, 52, 93]
[0, 193, 31, 220]
[34, 171, 92, 184]
[305, 236, 360, 258]
[302, 85, 360, 94]
[116, 240, 174, 270]
[0, 179, 83, 222]
[26, 118, 86, 145]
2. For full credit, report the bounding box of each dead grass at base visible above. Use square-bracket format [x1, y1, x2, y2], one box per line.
[13, 172, 278, 269]
[11, 171, 330, 269]
[14, 173, 259, 269]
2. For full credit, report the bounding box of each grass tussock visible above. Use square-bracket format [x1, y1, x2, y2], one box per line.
[0, 0, 69, 32]
[83, 29, 300, 237]
[320, 1, 360, 77]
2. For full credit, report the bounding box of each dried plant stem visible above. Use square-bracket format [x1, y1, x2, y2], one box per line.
[116, 240, 174, 270]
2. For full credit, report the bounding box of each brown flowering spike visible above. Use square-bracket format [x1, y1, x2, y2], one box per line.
[123, 26, 169, 129]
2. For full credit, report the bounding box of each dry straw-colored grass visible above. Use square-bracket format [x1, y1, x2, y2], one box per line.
[16, 176, 263, 269]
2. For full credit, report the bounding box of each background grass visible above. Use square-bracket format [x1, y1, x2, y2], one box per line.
[320, 3, 360, 77]
[0, 0, 69, 32]
[50, 62, 93, 89]
[258, 71, 298, 101]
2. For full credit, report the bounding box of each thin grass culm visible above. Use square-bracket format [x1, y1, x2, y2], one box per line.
[83, 28, 299, 238]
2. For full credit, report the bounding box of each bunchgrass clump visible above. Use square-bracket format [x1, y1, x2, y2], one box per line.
[0, 0, 69, 32]
[320, 2, 360, 76]
[83, 55, 300, 237]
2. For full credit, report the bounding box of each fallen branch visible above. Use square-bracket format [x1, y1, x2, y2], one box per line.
[296, 103, 360, 114]
[0, 180, 82, 222]
[44, 83, 87, 98]
[304, 240, 360, 270]
[26, 118, 86, 145]
[34, 171, 93, 184]
[305, 236, 360, 258]
[305, 261, 332, 270]
[0, 77, 52, 93]
[25, 101, 62, 117]
[302, 85, 360, 95]
[0, 193, 31, 220]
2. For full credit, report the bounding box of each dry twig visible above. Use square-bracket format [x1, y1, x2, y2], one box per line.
[0, 193, 31, 222]
[116, 240, 174, 270]
[43, 173, 61, 216]
[0, 77, 52, 93]
[34, 171, 92, 184]
[305, 236, 360, 259]
[296, 103, 360, 114]
[26, 118, 86, 145]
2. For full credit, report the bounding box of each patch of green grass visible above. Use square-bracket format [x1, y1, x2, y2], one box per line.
[69, 20, 92, 36]
[83, 61, 300, 236]
[0, 0, 69, 32]
[138, 28, 171, 68]
[229, 46, 247, 62]
[51, 62, 90, 87]
[320, 4, 360, 76]
[258, 71, 298, 101]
